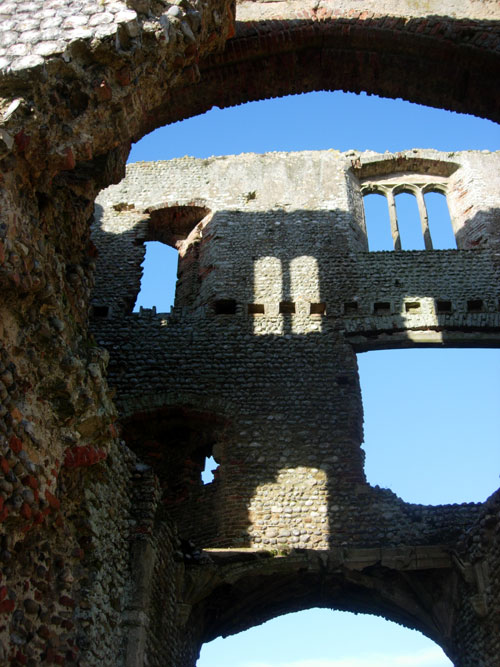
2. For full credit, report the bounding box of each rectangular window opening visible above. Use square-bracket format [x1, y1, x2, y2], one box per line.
[248, 303, 265, 315]
[279, 302, 295, 314]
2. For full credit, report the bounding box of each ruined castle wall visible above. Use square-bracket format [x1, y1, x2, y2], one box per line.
[91, 151, 498, 561]
[0, 0, 234, 663]
[0, 0, 499, 663]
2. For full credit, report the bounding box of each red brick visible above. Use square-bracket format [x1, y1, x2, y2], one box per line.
[59, 595, 75, 608]
[9, 436, 23, 454]
[0, 599, 14, 613]
[44, 490, 60, 510]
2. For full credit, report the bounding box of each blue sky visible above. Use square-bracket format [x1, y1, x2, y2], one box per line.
[128, 91, 500, 666]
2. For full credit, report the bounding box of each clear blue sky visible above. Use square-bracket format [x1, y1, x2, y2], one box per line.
[128, 91, 500, 667]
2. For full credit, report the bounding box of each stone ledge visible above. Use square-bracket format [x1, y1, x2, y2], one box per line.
[202, 545, 453, 570]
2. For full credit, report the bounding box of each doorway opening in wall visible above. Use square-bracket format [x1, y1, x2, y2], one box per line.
[358, 348, 500, 505]
[133, 241, 178, 313]
[197, 608, 452, 666]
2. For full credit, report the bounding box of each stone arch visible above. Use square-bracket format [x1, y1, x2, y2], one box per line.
[2, 3, 500, 666]
[137, 13, 500, 142]
[121, 397, 231, 544]
[91, 201, 212, 315]
[181, 547, 462, 664]
[6, 6, 498, 193]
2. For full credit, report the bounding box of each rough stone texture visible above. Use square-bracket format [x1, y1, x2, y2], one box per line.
[0, 0, 499, 665]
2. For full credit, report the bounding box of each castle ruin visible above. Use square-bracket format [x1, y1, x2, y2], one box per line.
[0, 1, 499, 665]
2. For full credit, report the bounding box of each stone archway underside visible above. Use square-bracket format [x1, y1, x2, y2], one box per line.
[184, 546, 458, 650]
[138, 11, 500, 139]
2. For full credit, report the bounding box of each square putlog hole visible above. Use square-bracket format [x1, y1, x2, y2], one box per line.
[248, 303, 265, 315]
[374, 302, 391, 316]
[436, 300, 452, 314]
[310, 303, 326, 315]
[214, 299, 237, 314]
[91, 305, 110, 318]
[404, 301, 421, 314]
[467, 299, 483, 313]
[344, 302, 359, 315]
[279, 302, 296, 314]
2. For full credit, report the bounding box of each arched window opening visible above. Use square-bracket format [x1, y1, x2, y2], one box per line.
[358, 348, 500, 505]
[363, 193, 393, 251]
[134, 241, 178, 313]
[133, 205, 211, 313]
[395, 192, 426, 250]
[425, 191, 457, 249]
[198, 608, 452, 666]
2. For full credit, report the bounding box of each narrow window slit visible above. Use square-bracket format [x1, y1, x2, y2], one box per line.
[201, 455, 217, 485]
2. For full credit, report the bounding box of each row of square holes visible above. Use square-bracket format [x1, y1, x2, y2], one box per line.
[214, 299, 488, 316]
[214, 300, 326, 315]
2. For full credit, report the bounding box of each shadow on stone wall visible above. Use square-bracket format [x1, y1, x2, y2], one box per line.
[90, 208, 498, 557]
[89, 205, 500, 667]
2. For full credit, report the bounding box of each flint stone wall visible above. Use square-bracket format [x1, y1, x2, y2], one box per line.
[0, 0, 499, 663]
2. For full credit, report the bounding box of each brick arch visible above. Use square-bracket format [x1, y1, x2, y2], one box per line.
[135, 13, 500, 141]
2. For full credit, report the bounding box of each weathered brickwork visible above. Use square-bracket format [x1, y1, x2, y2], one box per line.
[0, 0, 499, 665]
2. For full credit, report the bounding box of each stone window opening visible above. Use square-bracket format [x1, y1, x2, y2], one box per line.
[134, 205, 212, 313]
[134, 241, 178, 313]
[361, 182, 456, 251]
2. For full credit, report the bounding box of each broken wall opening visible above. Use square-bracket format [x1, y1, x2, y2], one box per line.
[358, 348, 500, 505]
[134, 241, 178, 313]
